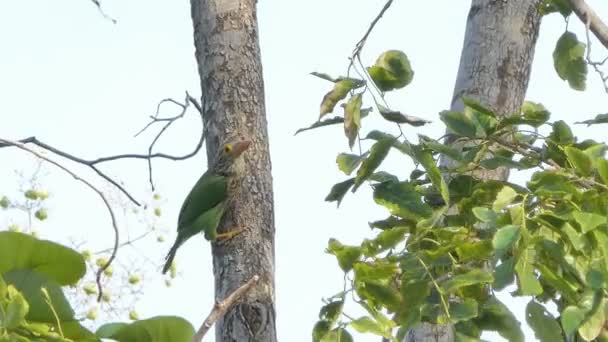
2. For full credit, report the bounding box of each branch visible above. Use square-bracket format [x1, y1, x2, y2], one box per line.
[192, 275, 259, 342]
[0, 92, 206, 206]
[567, 0, 608, 50]
[0, 138, 119, 303]
[350, 0, 394, 60]
[89, 0, 117, 24]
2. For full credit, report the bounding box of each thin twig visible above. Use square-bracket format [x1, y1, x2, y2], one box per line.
[192, 275, 259, 342]
[582, 13, 608, 93]
[89, 0, 117, 24]
[567, 0, 608, 50]
[0, 138, 119, 303]
[0, 92, 206, 206]
[350, 0, 394, 61]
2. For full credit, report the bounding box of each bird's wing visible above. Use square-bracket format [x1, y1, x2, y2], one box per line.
[177, 171, 227, 232]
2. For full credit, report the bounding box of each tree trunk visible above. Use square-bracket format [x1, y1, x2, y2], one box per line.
[405, 1, 541, 341]
[189, 1, 277, 341]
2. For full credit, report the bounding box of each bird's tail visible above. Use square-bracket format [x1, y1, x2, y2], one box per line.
[162, 237, 181, 274]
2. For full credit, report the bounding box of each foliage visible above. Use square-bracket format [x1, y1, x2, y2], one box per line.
[0, 232, 194, 341]
[302, 40, 608, 340]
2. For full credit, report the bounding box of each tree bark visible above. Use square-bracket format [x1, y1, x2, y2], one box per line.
[405, 1, 541, 341]
[190, 0, 277, 341]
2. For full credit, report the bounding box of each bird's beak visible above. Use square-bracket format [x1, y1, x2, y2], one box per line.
[232, 139, 251, 157]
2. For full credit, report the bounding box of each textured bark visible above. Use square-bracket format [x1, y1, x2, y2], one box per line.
[190, 0, 276, 341]
[405, 1, 542, 341]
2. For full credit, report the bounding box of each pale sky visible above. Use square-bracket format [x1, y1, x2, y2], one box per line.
[1, 1, 608, 341]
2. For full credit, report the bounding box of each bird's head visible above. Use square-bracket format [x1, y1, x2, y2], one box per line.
[214, 137, 251, 173]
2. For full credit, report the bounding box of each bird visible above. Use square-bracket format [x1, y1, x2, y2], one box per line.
[162, 136, 251, 274]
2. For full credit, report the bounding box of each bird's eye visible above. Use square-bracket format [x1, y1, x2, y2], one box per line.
[224, 144, 233, 153]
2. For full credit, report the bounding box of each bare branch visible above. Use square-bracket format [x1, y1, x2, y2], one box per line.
[567, 0, 608, 50]
[89, 0, 117, 24]
[192, 275, 260, 342]
[350, 0, 394, 60]
[582, 12, 608, 93]
[0, 92, 206, 206]
[0, 137, 119, 303]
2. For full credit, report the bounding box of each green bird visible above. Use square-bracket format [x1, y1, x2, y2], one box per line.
[162, 137, 251, 274]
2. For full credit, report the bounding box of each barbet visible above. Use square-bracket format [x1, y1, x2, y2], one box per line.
[162, 137, 251, 274]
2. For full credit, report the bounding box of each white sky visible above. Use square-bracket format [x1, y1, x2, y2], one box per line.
[1, 1, 608, 341]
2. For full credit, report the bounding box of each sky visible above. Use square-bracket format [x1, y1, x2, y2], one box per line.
[1, 0, 608, 341]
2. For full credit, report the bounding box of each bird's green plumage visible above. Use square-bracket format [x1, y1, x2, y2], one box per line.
[162, 138, 250, 274]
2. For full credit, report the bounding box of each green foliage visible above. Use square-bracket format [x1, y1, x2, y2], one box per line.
[367, 50, 413, 92]
[0, 232, 195, 341]
[306, 48, 608, 341]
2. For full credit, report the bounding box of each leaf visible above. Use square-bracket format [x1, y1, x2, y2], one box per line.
[373, 181, 432, 220]
[369, 171, 399, 183]
[578, 296, 607, 341]
[540, 0, 572, 17]
[350, 316, 390, 338]
[319, 301, 344, 325]
[344, 94, 362, 148]
[4, 286, 29, 329]
[336, 153, 366, 176]
[462, 97, 495, 117]
[322, 328, 353, 342]
[441, 269, 493, 293]
[365, 131, 412, 155]
[493, 225, 520, 258]
[455, 240, 494, 262]
[560, 305, 586, 337]
[573, 211, 607, 234]
[475, 297, 524, 342]
[480, 156, 527, 170]
[494, 258, 515, 290]
[320, 79, 365, 118]
[493, 186, 518, 212]
[96, 323, 129, 338]
[362, 281, 401, 312]
[295, 116, 344, 135]
[564, 146, 593, 176]
[449, 298, 479, 322]
[549, 120, 575, 145]
[107, 316, 195, 342]
[598, 158, 608, 185]
[325, 178, 355, 207]
[521, 101, 551, 127]
[553, 31, 587, 91]
[354, 138, 394, 191]
[576, 113, 608, 126]
[4, 269, 74, 323]
[562, 222, 588, 251]
[311, 72, 338, 82]
[0, 232, 86, 285]
[367, 50, 414, 91]
[515, 248, 543, 295]
[440, 110, 478, 138]
[414, 146, 449, 205]
[419, 135, 462, 161]
[327, 239, 362, 272]
[525, 301, 562, 342]
[378, 105, 430, 126]
[472, 207, 497, 223]
[401, 279, 429, 311]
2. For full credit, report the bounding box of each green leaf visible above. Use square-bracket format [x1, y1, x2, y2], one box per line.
[354, 138, 394, 191]
[414, 146, 449, 205]
[573, 211, 607, 234]
[494, 258, 515, 290]
[362, 281, 401, 312]
[313, 320, 331, 342]
[472, 207, 498, 223]
[354, 262, 399, 282]
[560, 305, 586, 337]
[369, 171, 399, 183]
[540, 0, 572, 17]
[336, 153, 366, 176]
[521, 102, 551, 127]
[320, 79, 364, 117]
[493, 186, 518, 212]
[475, 297, 524, 342]
[441, 269, 493, 293]
[106, 316, 195, 342]
[515, 248, 543, 295]
[295, 117, 344, 135]
[0, 232, 86, 285]
[322, 328, 353, 342]
[553, 31, 587, 91]
[401, 279, 429, 311]
[455, 241, 494, 262]
[367, 50, 413, 91]
[462, 97, 495, 117]
[419, 135, 462, 161]
[440, 110, 478, 138]
[96, 322, 129, 338]
[576, 113, 608, 126]
[493, 225, 520, 258]
[311, 72, 338, 82]
[378, 105, 430, 126]
[344, 94, 362, 148]
[373, 181, 432, 220]
[564, 146, 593, 176]
[3, 269, 74, 324]
[597, 158, 608, 185]
[449, 298, 479, 322]
[319, 301, 344, 325]
[4, 286, 29, 329]
[549, 120, 575, 145]
[350, 316, 390, 338]
[562, 222, 588, 251]
[365, 131, 412, 155]
[480, 156, 527, 170]
[579, 296, 607, 341]
[327, 239, 362, 272]
[325, 178, 355, 207]
[525, 301, 562, 342]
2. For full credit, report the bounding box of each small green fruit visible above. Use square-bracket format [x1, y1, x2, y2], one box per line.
[154, 207, 162, 217]
[0, 196, 9, 208]
[81, 250, 92, 261]
[128, 275, 140, 285]
[24, 189, 38, 200]
[86, 308, 98, 320]
[164, 279, 172, 287]
[103, 266, 114, 277]
[30, 231, 39, 238]
[83, 284, 97, 295]
[129, 310, 139, 320]
[101, 292, 111, 302]
[157, 235, 165, 242]
[153, 193, 161, 200]
[34, 208, 48, 221]
[96, 258, 108, 267]
[37, 191, 49, 200]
